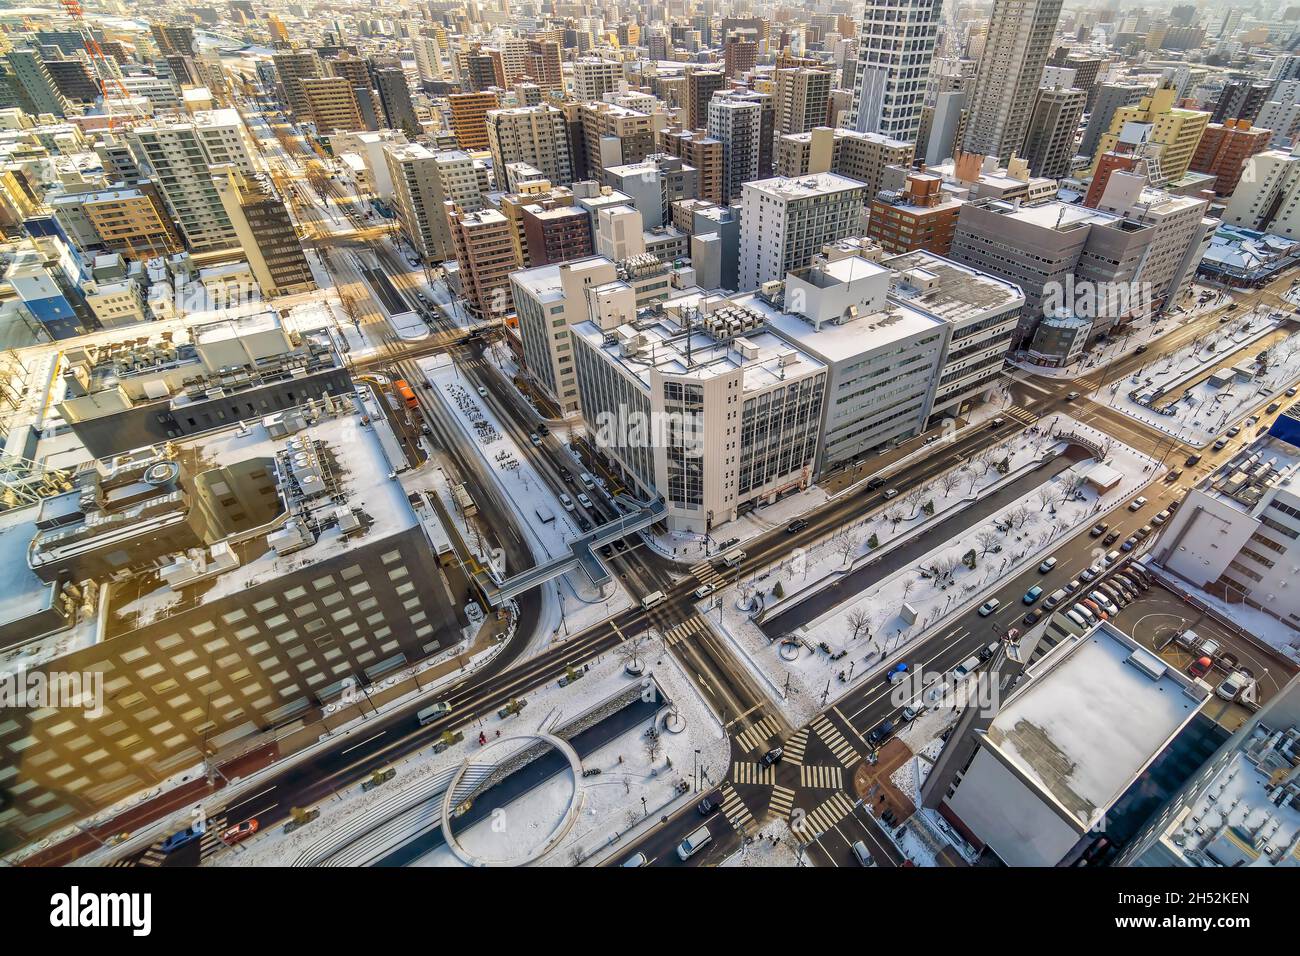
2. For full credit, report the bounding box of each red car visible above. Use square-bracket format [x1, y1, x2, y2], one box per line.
[219, 819, 258, 845]
[1187, 656, 1213, 679]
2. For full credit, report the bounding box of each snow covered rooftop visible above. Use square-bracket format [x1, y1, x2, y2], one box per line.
[985, 621, 1208, 830]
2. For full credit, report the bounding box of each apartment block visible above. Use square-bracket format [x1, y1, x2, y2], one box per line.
[738, 173, 869, 291]
[449, 91, 501, 151]
[447, 207, 520, 321]
[1190, 119, 1273, 196]
[486, 105, 572, 188]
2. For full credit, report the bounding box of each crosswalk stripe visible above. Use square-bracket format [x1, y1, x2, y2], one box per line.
[731, 761, 775, 785]
[720, 783, 754, 833]
[663, 618, 706, 647]
[799, 764, 844, 789]
[783, 728, 809, 767]
[812, 716, 861, 768]
[734, 714, 780, 754]
[803, 791, 854, 837]
[769, 785, 796, 819]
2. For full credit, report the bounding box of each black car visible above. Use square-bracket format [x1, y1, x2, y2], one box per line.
[867, 722, 895, 747]
[1023, 608, 1044, 625]
[559, 468, 572, 482]
[1090, 523, 1108, 537]
[761, 747, 784, 766]
[1103, 530, 1120, 545]
[576, 515, 592, 532]
[697, 797, 719, 816]
[1185, 454, 1201, 466]
[787, 518, 809, 533]
[866, 476, 887, 490]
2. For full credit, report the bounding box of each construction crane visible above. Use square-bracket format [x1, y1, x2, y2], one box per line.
[59, 0, 145, 128]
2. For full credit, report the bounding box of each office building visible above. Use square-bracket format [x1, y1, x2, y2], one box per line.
[212, 166, 315, 297]
[385, 145, 485, 263]
[868, 172, 963, 255]
[775, 126, 913, 205]
[850, 0, 942, 143]
[1088, 83, 1210, 187]
[1190, 119, 1273, 196]
[1021, 86, 1086, 179]
[738, 173, 869, 291]
[708, 94, 762, 200]
[775, 68, 833, 135]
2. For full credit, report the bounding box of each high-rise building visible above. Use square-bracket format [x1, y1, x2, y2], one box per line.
[708, 94, 762, 200]
[1190, 119, 1272, 196]
[447, 207, 520, 320]
[775, 126, 914, 204]
[1088, 83, 1210, 187]
[212, 165, 316, 297]
[521, 202, 594, 266]
[302, 76, 365, 132]
[738, 173, 869, 290]
[1021, 86, 1086, 179]
[486, 105, 573, 188]
[579, 102, 662, 181]
[573, 58, 624, 101]
[962, 0, 1065, 163]
[127, 121, 239, 253]
[413, 34, 444, 83]
[375, 67, 418, 132]
[4, 49, 69, 116]
[658, 128, 724, 205]
[385, 144, 485, 262]
[775, 68, 833, 135]
[850, 0, 942, 143]
[150, 22, 195, 56]
[449, 91, 501, 151]
[1080, 82, 1148, 158]
[723, 37, 758, 79]
[271, 50, 321, 120]
[686, 69, 725, 131]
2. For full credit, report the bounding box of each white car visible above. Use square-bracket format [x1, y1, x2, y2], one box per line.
[693, 583, 715, 599]
[577, 493, 593, 508]
[978, 598, 1001, 617]
[1215, 670, 1253, 702]
[477, 386, 488, 397]
[1089, 591, 1119, 617]
[1128, 496, 1148, 511]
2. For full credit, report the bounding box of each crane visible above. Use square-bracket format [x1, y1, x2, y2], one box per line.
[59, 0, 145, 128]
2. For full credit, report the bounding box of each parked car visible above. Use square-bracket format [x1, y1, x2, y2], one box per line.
[1136, 525, 1153, 539]
[1072, 603, 1098, 625]
[529, 432, 542, 446]
[786, 518, 809, 533]
[1121, 535, 1138, 552]
[697, 797, 720, 816]
[1268, 402, 1281, 414]
[1103, 530, 1120, 545]
[1064, 578, 1082, 593]
[1105, 550, 1121, 564]
[867, 721, 895, 747]
[1023, 585, 1044, 605]
[1216, 670, 1253, 702]
[1213, 438, 1229, 450]
[1023, 608, 1044, 625]
[1080, 598, 1108, 621]
[1090, 591, 1119, 616]
[1135, 344, 1148, 354]
[1151, 509, 1170, 526]
[1039, 556, 1058, 573]
[1288, 387, 1298, 398]
[978, 598, 1001, 616]
[1187, 656, 1213, 679]
[1079, 566, 1098, 583]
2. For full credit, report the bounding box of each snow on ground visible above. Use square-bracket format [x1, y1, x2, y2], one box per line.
[701, 419, 1157, 725]
[719, 820, 806, 867]
[206, 639, 726, 867]
[643, 483, 832, 564]
[1091, 311, 1300, 447]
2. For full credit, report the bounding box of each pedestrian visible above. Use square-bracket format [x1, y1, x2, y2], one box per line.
[495, 729, 501, 737]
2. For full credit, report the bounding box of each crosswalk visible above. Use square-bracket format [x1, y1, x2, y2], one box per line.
[133, 816, 227, 868]
[812, 715, 861, 768]
[662, 616, 708, 647]
[734, 714, 781, 755]
[689, 559, 726, 589]
[719, 783, 755, 834]
[1003, 404, 1039, 426]
[783, 727, 809, 767]
[731, 761, 775, 785]
[800, 765, 844, 790]
[801, 791, 856, 838]
[769, 785, 797, 820]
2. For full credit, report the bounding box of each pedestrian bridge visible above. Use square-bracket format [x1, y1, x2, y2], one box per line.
[477, 496, 666, 606]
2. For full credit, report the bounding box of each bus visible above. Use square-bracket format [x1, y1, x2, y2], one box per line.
[394, 379, 418, 409]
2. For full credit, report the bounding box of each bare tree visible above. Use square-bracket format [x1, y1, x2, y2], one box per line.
[885, 506, 904, 530]
[1007, 504, 1033, 529]
[644, 735, 662, 764]
[618, 632, 651, 671]
[901, 579, 916, 602]
[903, 486, 926, 518]
[846, 608, 870, 641]
[834, 532, 860, 567]
[1037, 487, 1057, 511]
[975, 530, 1002, 556]
[938, 469, 962, 498]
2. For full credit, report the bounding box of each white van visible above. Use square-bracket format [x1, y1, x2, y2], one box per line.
[1064, 608, 1088, 630]
[677, 824, 712, 861]
[580, 472, 596, 489]
[952, 655, 981, 679]
[641, 590, 667, 610]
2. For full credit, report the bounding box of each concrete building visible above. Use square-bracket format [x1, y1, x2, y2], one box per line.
[447, 207, 520, 321]
[127, 121, 238, 254]
[685, 69, 725, 132]
[1080, 85, 1148, 160]
[774, 126, 913, 207]
[1088, 83, 1211, 187]
[962, 0, 1065, 163]
[1155, 416, 1300, 636]
[658, 127, 724, 205]
[67, 185, 182, 260]
[603, 155, 698, 229]
[1021, 86, 1086, 179]
[521, 202, 594, 266]
[943, 620, 1211, 867]
[580, 102, 663, 183]
[329, 129, 409, 202]
[738, 173, 869, 291]
[573, 58, 624, 102]
[212, 166, 315, 297]
[486, 105, 573, 189]
[1190, 119, 1273, 196]
[449, 91, 501, 151]
[775, 68, 833, 136]
[271, 50, 321, 120]
[1223, 144, 1300, 237]
[301, 76, 364, 132]
[708, 94, 762, 201]
[850, 0, 942, 144]
[868, 172, 963, 256]
[374, 67, 418, 132]
[384, 145, 485, 263]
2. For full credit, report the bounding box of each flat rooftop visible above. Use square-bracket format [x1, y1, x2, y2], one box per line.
[985, 620, 1207, 830]
[1199, 431, 1300, 514]
[885, 251, 1024, 320]
[744, 172, 866, 200]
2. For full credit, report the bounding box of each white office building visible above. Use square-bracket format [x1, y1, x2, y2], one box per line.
[850, 0, 943, 143]
[708, 94, 762, 201]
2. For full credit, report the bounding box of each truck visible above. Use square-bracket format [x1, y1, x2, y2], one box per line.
[394, 379, 419, 409]
[452, 483, 477, 517]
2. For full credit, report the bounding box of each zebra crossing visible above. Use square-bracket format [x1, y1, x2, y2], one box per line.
[734, 714, 781, 754]
[689, 559, 726, 588]
[783, 727, 809, 767]
[812, 715, 861, 768]
[134, 816, 227, 868]
[1003, 404, 1039, 426]
[802, 791, 855, 838]
[662, 616, 708, 647]
[800, 765, 844, 790]
[769, 785, 796, 820]
[731, 761, 775, 785]
[719, 783, 755, 834]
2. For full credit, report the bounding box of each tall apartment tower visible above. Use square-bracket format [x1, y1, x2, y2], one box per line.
[128, 121, 239, 253]
[962, 0, 1065, 163]
[486, 105, 573, 187]
[850, 0, 942, 144]
[413, 34, 444, 82]
[375, 68, 418, 132]
[738, 173, 869, 290]
[573, 58, 624, 100]
[686, 69, 726, 130]
[212, 165, 315, 296]
[449, 91, 501, 151]
[775, 68, 833, 135]
[302, 76, 365, 132]
[272, 50, 321, 120]
[1021, 86, 1086, 179]
[709, 94, 762, 200]
[385, 145, 485, 263]
[447, 207, 521, 320]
